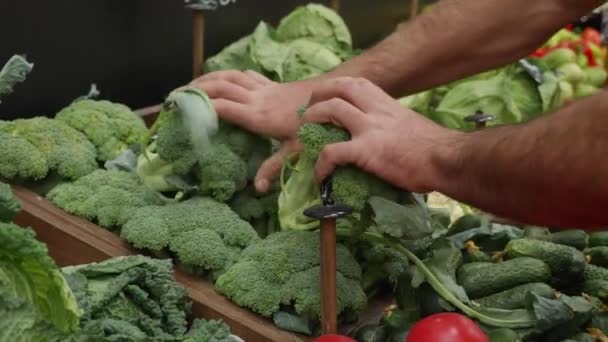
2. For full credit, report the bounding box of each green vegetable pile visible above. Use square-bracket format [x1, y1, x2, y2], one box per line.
[0, 181, 237, 341]
[205, 4, 356, 82]
[0, 55, 150, 195]
[401, 29, 607, 131]
[400, 64, 545, 130]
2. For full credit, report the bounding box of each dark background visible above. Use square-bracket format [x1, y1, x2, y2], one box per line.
[0, 0, 421, 119]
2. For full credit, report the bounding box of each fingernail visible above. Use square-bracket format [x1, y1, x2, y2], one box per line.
[255, 179, 269, 193]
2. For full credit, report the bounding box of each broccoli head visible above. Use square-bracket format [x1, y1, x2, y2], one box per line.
[0, 181, 21, 222]
[137, 88, 273, 203]
[215, 230, 366, 321]
[46, 169, 162, 229]
[120, 197, 260, 279]
[0, 55, 33, 101]
[229, 185, 280, 238]
[279, 122, 405, 230]
[139, 88, 218, 182]
[0, 117, 98, 182]
[196, 122, 273, 202]
[55, 99, 148, 162]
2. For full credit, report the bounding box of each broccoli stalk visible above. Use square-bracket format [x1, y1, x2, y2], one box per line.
[278, 122, 405, 230]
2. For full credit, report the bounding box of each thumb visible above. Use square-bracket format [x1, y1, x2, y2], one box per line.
[314, 141, 359, 183]
[254, 140, 302, 193]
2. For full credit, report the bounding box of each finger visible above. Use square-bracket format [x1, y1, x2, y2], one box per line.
[309, 77, 392, 112]
[314, 141, 360, 182]
[255, 140, 302, 193]
[302, 98, 367, 135]
[196, 80, 252, 103]
[192, 70, 260, 90]
[244, 70, 274, 85]
[212, 99, 256, 127]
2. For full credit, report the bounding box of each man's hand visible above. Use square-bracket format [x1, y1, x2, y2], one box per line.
[191, 70, 314, 192]
[303, 77, 456, 193]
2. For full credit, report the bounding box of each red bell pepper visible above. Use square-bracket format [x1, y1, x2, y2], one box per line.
[582, 28, 602, 46]
[583, 42, 598, 67]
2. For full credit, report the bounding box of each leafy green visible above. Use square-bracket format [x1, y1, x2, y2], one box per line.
[0, 222, 82, 335]
[432, 67, 542, 129]
[62, 255, 192, 340]
[0, 181, 21, 222]
[446, 222, 524, 249]
[205, 4, 354, 82]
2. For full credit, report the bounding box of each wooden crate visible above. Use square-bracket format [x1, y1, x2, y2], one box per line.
[7, 105, 391, 342]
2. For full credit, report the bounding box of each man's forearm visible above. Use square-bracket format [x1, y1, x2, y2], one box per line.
[434, 92, 608, 228]
[322, 0, 597, 97]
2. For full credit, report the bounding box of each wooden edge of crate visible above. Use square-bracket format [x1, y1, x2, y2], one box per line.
[10, 184, 306, 342]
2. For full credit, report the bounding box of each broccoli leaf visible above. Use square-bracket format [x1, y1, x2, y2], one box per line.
[369, 196, 434, 240]
[272, 311, 313, 335]
[170, 87, 219, 162]
[0, 55, 33, 102]
[446, 223, 524, 249]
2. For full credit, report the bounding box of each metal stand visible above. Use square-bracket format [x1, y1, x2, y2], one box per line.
[304, 179, 353, 334]
[192, 10, 205, 79]
[331, 0, 340, 12]
[465, 111, 496, 129]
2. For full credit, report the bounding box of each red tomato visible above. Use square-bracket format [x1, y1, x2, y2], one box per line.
[407, 313, 489, 342]
[314, 335, 356, 342]
[582, 28, 602, 46]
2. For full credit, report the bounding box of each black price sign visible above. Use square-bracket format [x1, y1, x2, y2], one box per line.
[184, 0, 237, 11]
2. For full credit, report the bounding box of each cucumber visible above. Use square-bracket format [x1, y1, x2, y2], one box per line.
[474, 282, 555, 310]
[557, 63, 585, 83]
[551, 229, 589, 250]
[504, 239, 586, 284]
[584, 264, 608, 282]
[447, 214, 482, 236]
[487, 328, 522, 342]
[523, 226, 552, 241]
[584, 67, 608, 87]
[585, 246, 608, 267]
[589, 232, 608, 247]
[583, 279, 608, 300]
[456, 257, 551, 299]
[574, 83, 600, 98]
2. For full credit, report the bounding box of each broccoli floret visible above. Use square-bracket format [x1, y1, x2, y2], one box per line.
[136, 88, 218, 194]
[0, 181, 21, 222]
[120, 197, 260, 278]
[137, 89, 274, 202]
[358, 243, 409, 292]
[230, 186, 280, 238]
[278, 122, 404, 230]
[55, 99, 148, 162]
[197, 144, 248, 202]
[47, 169, 162, 229]
[215, 230, 366, 320]
[0, 117, 98, 182]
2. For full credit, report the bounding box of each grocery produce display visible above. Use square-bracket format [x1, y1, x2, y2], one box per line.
[0, 181, 238, 341]
[2, 3, 608, 342]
